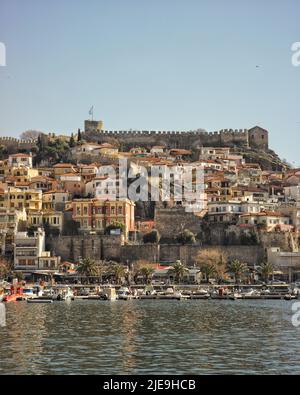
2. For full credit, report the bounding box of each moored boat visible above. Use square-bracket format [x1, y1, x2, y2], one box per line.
[102, 287, 117, 301]
[2, 284, 24, 302]
[117, 287, 133, 300]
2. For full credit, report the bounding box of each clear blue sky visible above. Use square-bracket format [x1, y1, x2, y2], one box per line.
[0, 0, 300, 165]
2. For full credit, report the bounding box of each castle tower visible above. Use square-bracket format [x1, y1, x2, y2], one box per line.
[248, 126, 269, 150]
[84, 120, 104, 133]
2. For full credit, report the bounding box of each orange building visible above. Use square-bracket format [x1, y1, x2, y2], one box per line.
[72, 198, 135, 237]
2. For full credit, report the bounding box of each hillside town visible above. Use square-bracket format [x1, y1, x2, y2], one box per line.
[1, 121, 300, 290]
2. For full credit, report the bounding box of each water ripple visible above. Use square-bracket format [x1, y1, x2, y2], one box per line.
[0, 300, 299, 374]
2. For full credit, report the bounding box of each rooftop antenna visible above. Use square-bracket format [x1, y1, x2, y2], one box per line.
[89, 106, 94, 121]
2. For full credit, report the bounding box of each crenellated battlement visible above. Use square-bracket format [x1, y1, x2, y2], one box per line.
[83, 122, 268, 151]
[0, 136, 37, 149]
[85, 127, 249, 137]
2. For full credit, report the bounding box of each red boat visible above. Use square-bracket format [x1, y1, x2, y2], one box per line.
[3, 284, 24, 302]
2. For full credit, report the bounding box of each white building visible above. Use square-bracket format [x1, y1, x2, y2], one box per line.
[8, 153, 33, 168]
[13, 228, 60, 272]
[267, 247, 300, 282]
[207, 200, 261, 222]
[14, 228, 45, 270]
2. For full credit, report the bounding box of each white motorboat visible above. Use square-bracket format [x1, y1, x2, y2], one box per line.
[242, 288, 261, 297]
[22, 287, 37, 300]
[41, 286, 74, 301]
[231, 292, 243, 299]
[102, 287, 117, 301]
[53, 286, 74, 301]
[117, 287, 132, 300]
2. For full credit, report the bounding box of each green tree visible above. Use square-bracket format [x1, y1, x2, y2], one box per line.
[139, 267, 155, 284]
[69, 133, 75, 147]
[199, 263, 217, 283]
[228, 260, 248, 284]
[27, 226, 35, 237]
[143, 229, 160, 244]
[105, 222, 125, 235]
[176, 229, 196, 245]
[259, 262, 274, 283]
[111, 264, 126, 284]
[0, 145, 8, 160]
[170, 260, 188, 283]
[13, 271, 24, 282]
[77, 257, 99, 282]
[77, 129, 82, 141]
[0, 257, 12, 280]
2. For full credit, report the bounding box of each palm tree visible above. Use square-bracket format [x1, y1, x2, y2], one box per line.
[228, 260, 248, 284]
[112, 264, 126, 285]
[97, 262, 108, 284]
[199, 263, 217, 283]
[77, 257, 99, 283]
[170, 260, 188, 284]
[139, 267, 154, 284]
[259, 262, 274, 283]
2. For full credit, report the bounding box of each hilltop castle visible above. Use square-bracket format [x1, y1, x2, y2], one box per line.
[83, 120, 269, 151]
[0, 123, 269, 152]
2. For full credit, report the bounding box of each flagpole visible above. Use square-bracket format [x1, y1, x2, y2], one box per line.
[89, 106, 94, 121]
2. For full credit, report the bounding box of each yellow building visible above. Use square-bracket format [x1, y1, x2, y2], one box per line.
[0, 207, 27, 254]
[53, 163, 78, 179]
[28, 210, 63, 233]
[4, 187, 42, 211]
[5, 166, 39, 183]
[0, 160, 8, 182]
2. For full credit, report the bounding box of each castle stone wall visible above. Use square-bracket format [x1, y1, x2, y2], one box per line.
[120, 243, 264, 266]
[154, 207, 202, 238]
[0, 136, 37, 150]
[83, 125, 269, 151]
[47, 235, 122, 262]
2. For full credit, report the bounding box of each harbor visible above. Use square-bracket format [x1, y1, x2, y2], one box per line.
[1, 281, 300, 303]
[1, 298, 299, 375]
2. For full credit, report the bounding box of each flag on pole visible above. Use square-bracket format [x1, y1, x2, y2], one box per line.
[89, 106, 94, 116]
